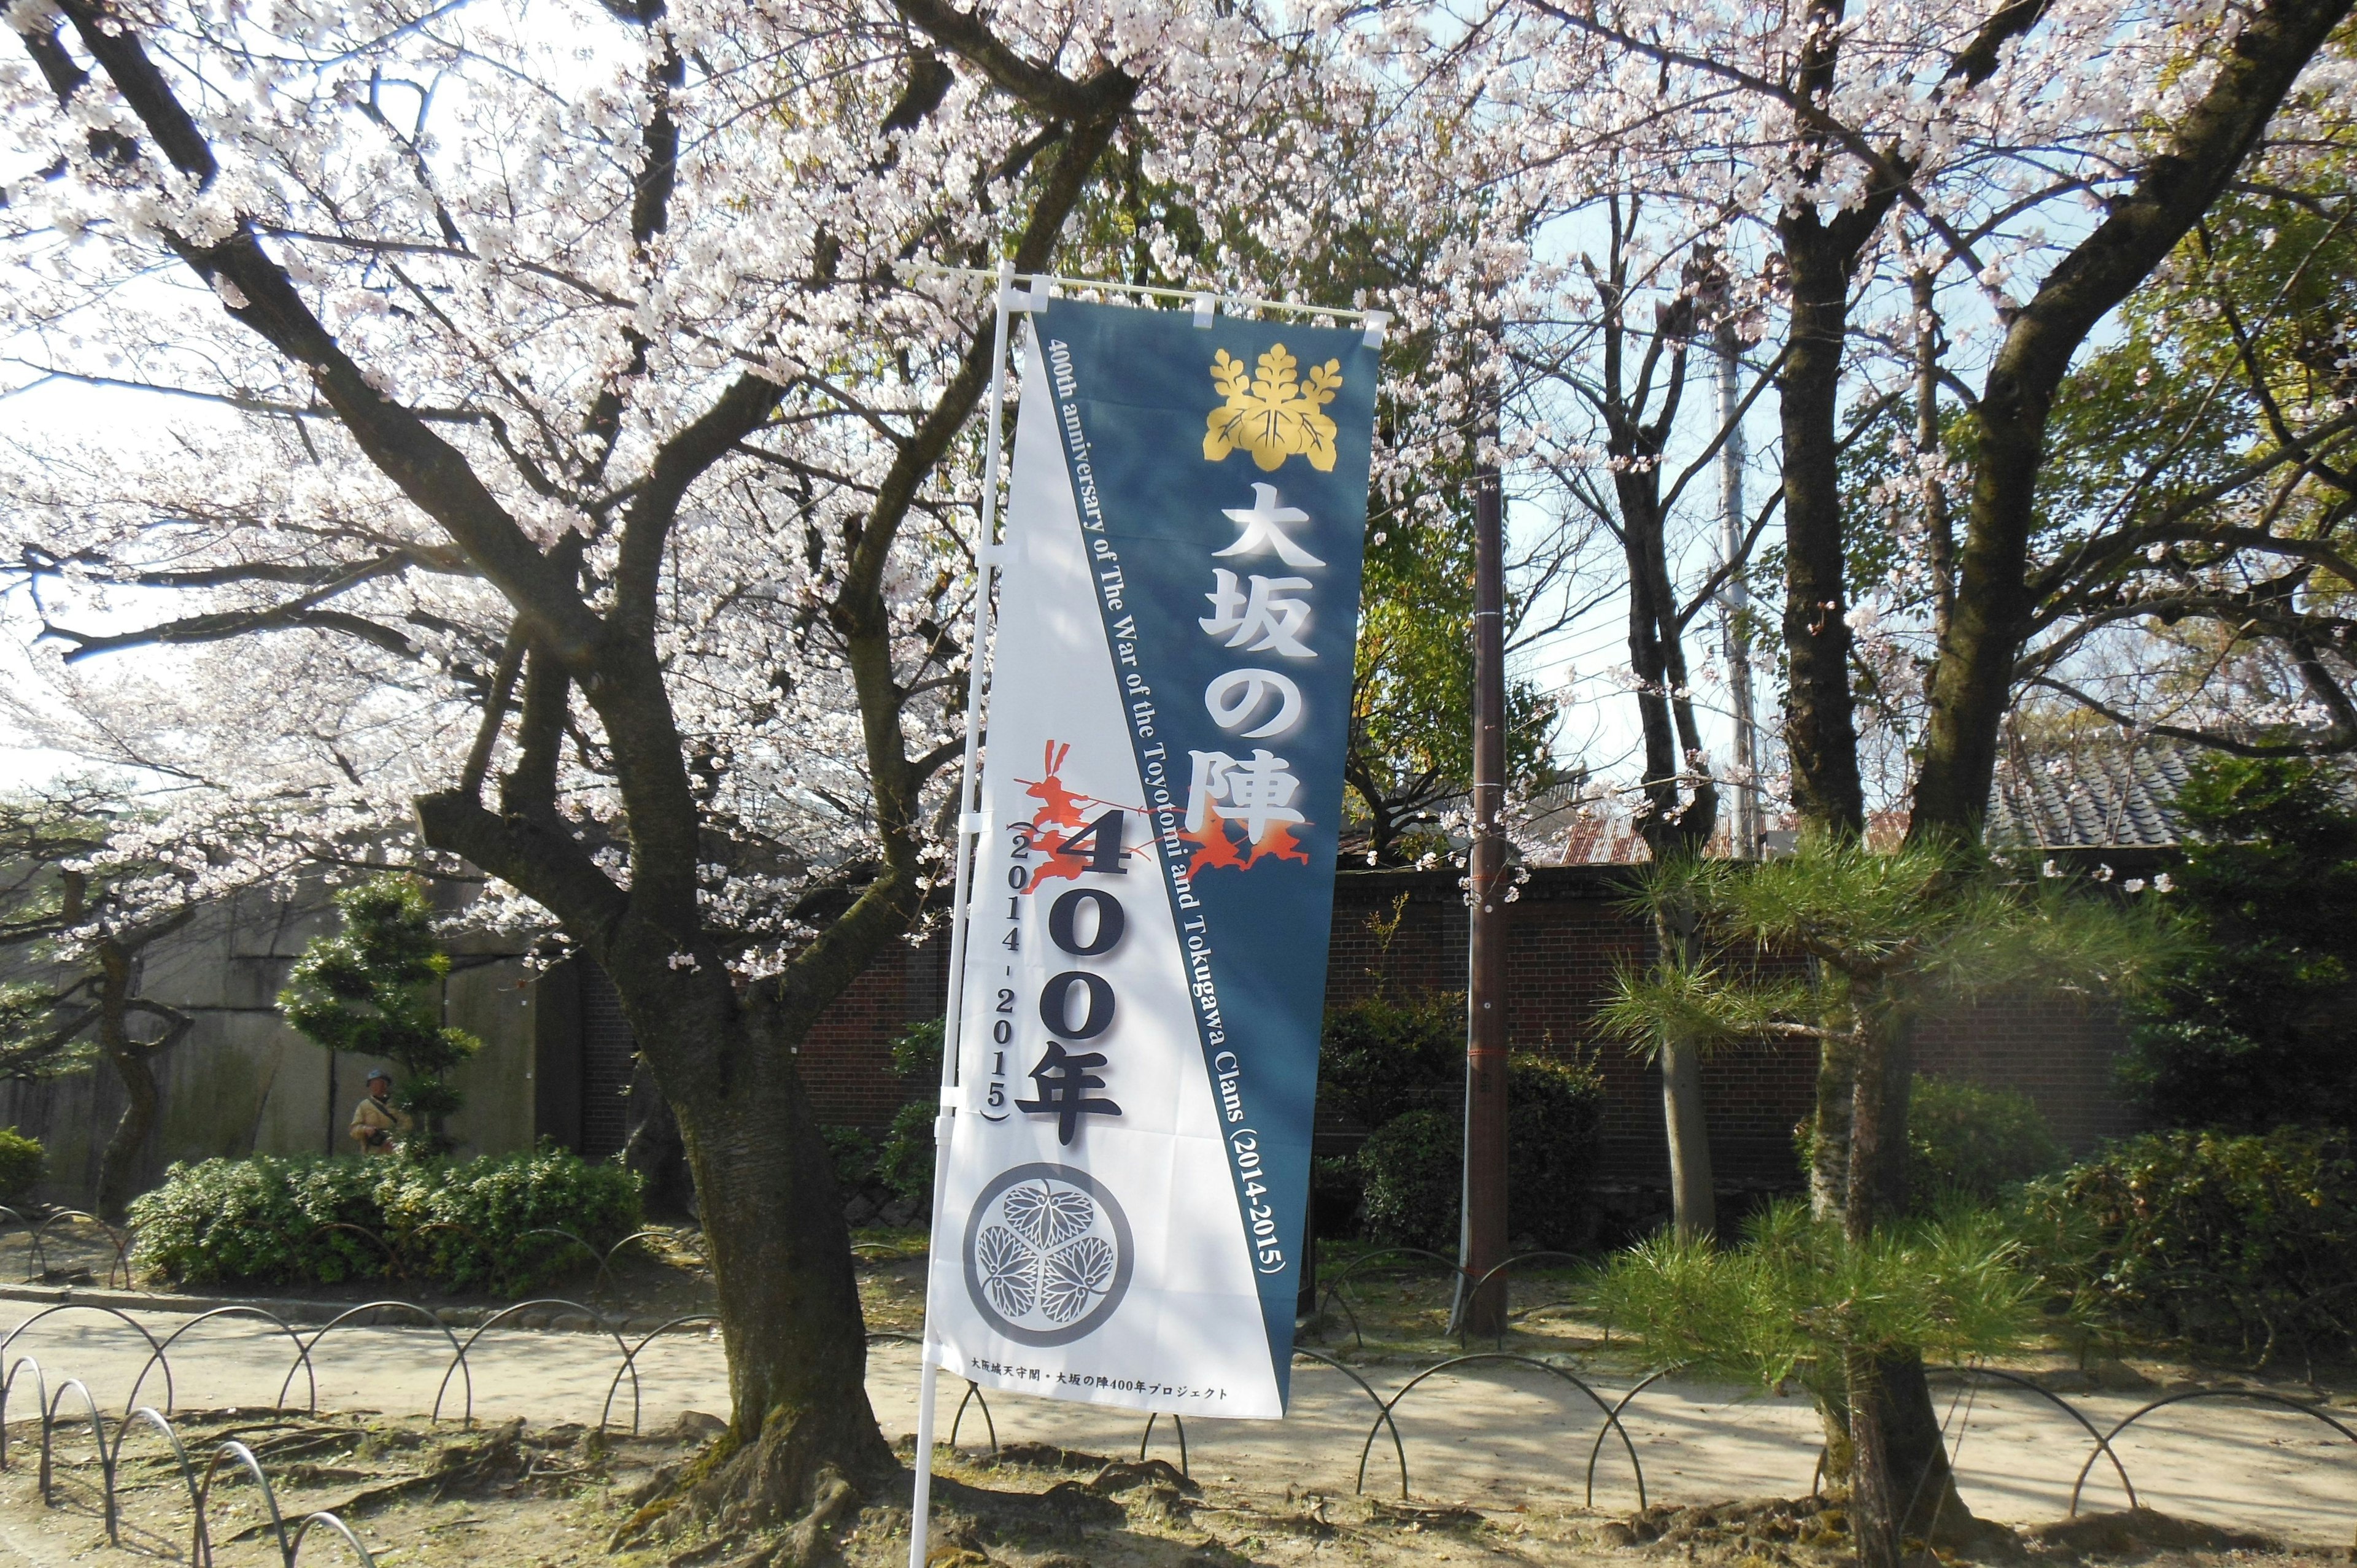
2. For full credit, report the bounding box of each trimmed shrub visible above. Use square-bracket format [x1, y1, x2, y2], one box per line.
[821, 1125, 878, 1194]
[0, 1126, 43, 1203]
[876, 1101, 935, 1205]
[1318, 993, 1461, 1129]
[1507, 1052, 1606, 1248]
[130, 1146, 642, 1296]
[2021, 1127, 2357, 1363]
[1357, 1054, 1608, 1253]
[1358, 1109, 1459, 1252]
[1906, 1075, 2063, 1206]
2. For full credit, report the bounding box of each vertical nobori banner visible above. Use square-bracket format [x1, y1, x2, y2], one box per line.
[926, 299, 1377, 1419]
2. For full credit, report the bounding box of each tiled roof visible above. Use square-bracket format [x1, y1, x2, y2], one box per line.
[1984, 736, 2199, 851]
[1357, 736, 2345, 864]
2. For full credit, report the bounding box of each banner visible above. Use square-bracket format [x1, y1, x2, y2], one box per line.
[924, 299, 1379, 1419]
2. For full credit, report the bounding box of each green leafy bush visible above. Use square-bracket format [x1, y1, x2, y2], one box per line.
[130, 1146, 642, 1296]
[876, 1101, 935, 1204]
[1905, 1076, 2062, 1205]
[0, 1126, 45, 1203]
[1506, 1053, 1606, 1248]
[1318, 993, 1461, 1128]
[821, 1126, 877, 1194]
[1356, 1054, 1607, 1252]
[2021, 1127, 2357, 1364]
[1358, 1108, 1459, 1251]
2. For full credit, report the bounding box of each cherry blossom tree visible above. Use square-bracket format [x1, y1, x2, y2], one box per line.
[0, 0, 1494, 1534]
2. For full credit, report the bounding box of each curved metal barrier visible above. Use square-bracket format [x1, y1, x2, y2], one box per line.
[25, 1211, 134, 1289]
[599, 1313, 720, 1435]
[1925, 1364, 2139, 1513]
[9, 1294, 2351, 1550]
[866, 1331, 1000, 1457]
[432, 1298, 633, 1429]
[947, 1380, 999, 1453]
[127, 1305, 315, 1418]
[1461, 1252, 1592, 1349]
[5, 1377, 381, 1567]
[1353, 1352, 1644, 1507]
[197, 1438, 288, 1567]
[1583, 1365, 1678, 1507]
[41, 1377, 107, 1504]
[1315, 1246, 1468, 1352]
[281, 1300, 471, 1421]
[1, 1302, 171, 1405]
[107, 1406, 199, 1545]
[1, 1353, 45, 1472]
[288, 1511, 382, 1565]
[2067, 1388, 2357, 1518]
[1292, 1346, 1411, 1500]
[1137, 1412, 1188, 1475]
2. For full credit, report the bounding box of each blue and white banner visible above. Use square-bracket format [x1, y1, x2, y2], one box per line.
[925, 299, 1379, 1419]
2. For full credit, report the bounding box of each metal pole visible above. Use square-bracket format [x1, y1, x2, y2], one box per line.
[1459, 390, 1509, 1339]
[1716, 318, 1759, 859]
[910, 258, 1016, 1568]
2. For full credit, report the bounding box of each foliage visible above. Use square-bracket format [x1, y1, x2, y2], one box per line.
[1318, 992, 1463, 1129]
[1603, 839, 2172, 1054]
[1900, 1076, 2064, 1207]
[0, 1127, 43, 1203]
[1355, 1054, 1606, 1251]
[1357, 1109, 1461, 1253]
[1587, 1200, 2043, 1395]
[1506, 1052, 1608, 1248]
[1800, 1075, 2065, 1210]
[2020, 1127, 2357, 1364]
[821, 1126, 877, 1195]
[280, 876, 483, 1156]
[2118, 755, 2357, 1130]
[889, 1017, 946, 1084]
[130, 1147, 642, 1296]
[877, 1102, 937, 1205]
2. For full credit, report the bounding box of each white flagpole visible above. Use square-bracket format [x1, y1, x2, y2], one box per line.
[909, 257, 1016, 1568]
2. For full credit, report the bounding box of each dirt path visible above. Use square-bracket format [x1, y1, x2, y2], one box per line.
[4, 1303, 2351, 1551]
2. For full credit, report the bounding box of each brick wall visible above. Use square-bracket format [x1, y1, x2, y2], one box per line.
[792, 864, 2136, 1192]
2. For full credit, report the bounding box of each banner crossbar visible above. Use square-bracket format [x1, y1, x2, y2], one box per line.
[898, 260, 1390, 336]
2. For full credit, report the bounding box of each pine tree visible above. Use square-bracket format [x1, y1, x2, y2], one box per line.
[281, 876, 481, 1157]
[2121, 757, 2357, 1131]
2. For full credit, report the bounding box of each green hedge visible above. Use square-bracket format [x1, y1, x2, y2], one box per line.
[2022, 1127, 2357, 1362]
[129, 1146, 642, 1296]
[0, 1127, 42, 1204]
[1357, 1054, 1606, 1253]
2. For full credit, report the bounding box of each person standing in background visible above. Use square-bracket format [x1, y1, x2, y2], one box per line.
[350, 1068, 412, 1156]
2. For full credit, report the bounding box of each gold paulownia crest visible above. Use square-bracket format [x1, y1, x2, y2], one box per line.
[1203, 344, 1344, 472]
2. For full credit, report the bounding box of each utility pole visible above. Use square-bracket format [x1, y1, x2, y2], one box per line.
[1459, 393, 1509, 1338]
[1716, 314, 1760, 859]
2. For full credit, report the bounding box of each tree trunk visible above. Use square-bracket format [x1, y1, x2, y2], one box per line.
[1775, 225, 1868, 836]
[623, 1060, 697, 1221]
[95, 940, 158, 1224]
[1652, 900, 1716, 1240]
[1820, 1010, 1974, 1547]
[96, 1049, 158, 1225]
[607, 981, 894, 1538]
[1658, 1038, 1715, 1241]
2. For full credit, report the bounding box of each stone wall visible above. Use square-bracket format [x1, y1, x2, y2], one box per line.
[0, 881, 543, 1213]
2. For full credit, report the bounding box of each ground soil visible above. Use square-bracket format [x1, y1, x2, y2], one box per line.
[4, 1402, 2347, 1568]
